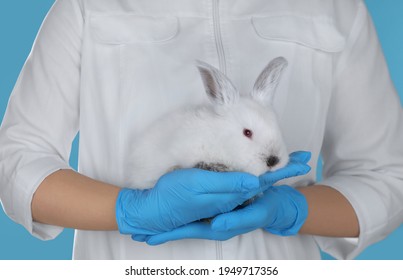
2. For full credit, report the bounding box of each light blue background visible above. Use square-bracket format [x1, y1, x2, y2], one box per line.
[0, 0, 402, 260]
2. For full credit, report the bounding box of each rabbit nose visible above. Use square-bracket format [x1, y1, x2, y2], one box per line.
[266, 155, 280, 168]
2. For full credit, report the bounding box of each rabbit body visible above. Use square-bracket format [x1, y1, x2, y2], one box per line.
[127, 57, 289, 189]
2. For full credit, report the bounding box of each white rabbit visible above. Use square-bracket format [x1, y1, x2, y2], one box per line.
[127, 57, 289, 189]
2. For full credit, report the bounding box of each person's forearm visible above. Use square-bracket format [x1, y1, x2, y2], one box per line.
[31, 170, 360, 237]
[32, 169, 120, 230]
[297, 185, 359, 237]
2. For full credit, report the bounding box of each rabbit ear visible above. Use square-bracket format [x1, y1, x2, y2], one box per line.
[251, 57, 288, 104]
[196, 60, 239, 106]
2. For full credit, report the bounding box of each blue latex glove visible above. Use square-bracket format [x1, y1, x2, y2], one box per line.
[116, 168, 260, 235]
[132, 185, 307, 245]
[259, 151, 312, 191]
[132, 151, 311, 245]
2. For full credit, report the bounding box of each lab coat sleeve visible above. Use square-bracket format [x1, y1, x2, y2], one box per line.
[0, 0, 83, 240]
[314, 2, 403, 259]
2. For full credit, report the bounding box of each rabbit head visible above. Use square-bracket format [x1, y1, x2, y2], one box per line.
[196, 57, 289, 176]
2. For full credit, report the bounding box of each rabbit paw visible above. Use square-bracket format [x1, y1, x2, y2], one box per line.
[194, 162, 230, 172]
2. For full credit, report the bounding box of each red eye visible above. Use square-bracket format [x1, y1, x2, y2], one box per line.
[243, 129, 253, 139]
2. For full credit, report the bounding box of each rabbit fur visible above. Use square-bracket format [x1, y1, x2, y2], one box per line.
[127, 57, 289, 189]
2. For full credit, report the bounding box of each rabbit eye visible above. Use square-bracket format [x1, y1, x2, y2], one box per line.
[243, 129, 253, 139]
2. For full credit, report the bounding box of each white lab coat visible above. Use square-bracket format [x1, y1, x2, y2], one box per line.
[1, 0, 403, 260]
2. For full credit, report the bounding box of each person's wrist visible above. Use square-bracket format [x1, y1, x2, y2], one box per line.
[115, 188, 147, 234]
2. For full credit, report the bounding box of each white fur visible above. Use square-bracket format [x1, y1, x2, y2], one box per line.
[127, 57, 289, 189]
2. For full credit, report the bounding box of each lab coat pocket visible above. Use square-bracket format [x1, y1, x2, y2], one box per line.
[88, 13, 182, 124]
[251, 14, 346, 53]
[90, 14, 179, 44]
[251, 14, 346, 150]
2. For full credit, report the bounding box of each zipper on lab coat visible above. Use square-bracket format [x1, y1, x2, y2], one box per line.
[212, 0, 227, 74]
[212, 0, 225, 260]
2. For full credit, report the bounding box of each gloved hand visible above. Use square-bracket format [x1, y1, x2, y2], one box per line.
[131, 151, 311, 245]
[116, 168, 260, 235]
[259, 151, 312, 192]
[132, 185, 307, 245]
